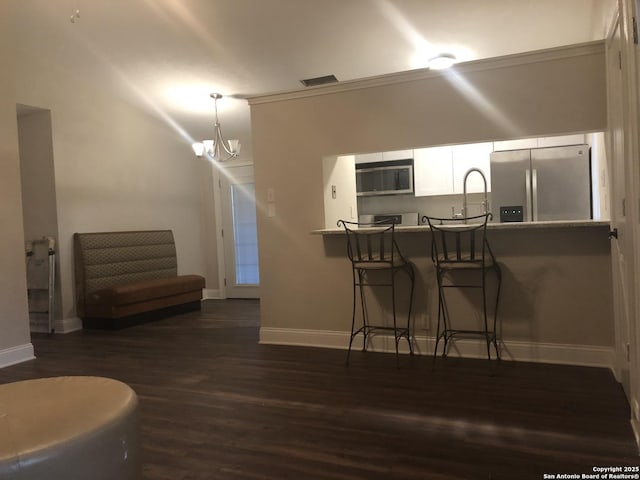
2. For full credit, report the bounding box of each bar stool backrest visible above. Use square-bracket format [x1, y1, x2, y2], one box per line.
[422, 214, 495, 268]
[337, 220, 406, 267]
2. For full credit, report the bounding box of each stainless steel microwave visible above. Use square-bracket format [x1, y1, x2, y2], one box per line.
[355, 159, 414, 196]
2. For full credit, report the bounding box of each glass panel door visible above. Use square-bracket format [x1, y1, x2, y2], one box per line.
[220, 165, 260, 298]
[231, 183, 259, 285]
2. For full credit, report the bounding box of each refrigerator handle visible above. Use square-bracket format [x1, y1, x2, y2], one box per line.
[525, 169, 532, 221]
[531, 168, 538, 221]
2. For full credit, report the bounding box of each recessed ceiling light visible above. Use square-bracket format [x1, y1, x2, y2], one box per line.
[428, 53, 457, 70]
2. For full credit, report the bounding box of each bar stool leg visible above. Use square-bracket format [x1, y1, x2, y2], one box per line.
[359, 270, 369, 352]
[391, 269, 400, 367]
[346, 269, 358, 365]
[406, 265, 415, 356]
[482, 271, 492, 362]
[492, 266, 503, 360]
[394, 265, 416, 368]
[434, 271, 449, 357]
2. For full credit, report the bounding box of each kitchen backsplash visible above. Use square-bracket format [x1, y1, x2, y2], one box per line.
[358, 192, 491, 223]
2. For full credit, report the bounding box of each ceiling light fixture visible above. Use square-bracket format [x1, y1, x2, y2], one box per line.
[428, 53, 457, 70]
[192, 93, 240, 162]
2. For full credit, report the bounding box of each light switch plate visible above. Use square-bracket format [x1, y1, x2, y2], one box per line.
[267, 188, 275, 202]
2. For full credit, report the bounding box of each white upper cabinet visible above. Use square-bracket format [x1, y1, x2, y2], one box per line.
[382, 149, 413, 161]
[354, 152, 382, 164]
[414, 146, 453, 197]
[537, 134, 585, 147]
[415, 143, 491, 197]
[355, 149, 414, 164]
[356, 134, 588, 199]
[493, 138, 538, 151]
[452, 142, 493, 194]
[494, 134, 586, 151]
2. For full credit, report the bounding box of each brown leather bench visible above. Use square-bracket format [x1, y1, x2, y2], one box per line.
[74, 230, 205, 329]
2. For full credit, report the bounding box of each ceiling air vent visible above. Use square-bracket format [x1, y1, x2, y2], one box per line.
[300, 74, 338, 87]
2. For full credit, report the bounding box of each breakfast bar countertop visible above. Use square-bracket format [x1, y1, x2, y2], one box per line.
[311, 219, 611, 235]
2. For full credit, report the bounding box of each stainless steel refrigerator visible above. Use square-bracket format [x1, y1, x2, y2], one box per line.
[490, 144, 592, 222]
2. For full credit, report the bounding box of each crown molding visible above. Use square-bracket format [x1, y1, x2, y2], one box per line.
[247, 40, 605, 106]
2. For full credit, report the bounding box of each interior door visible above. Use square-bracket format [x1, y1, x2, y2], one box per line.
[220, 165, 260, 299]
[606, 18, 632, 394]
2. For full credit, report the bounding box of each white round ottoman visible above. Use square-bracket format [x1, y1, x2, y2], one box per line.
[0, 376, 140, 480]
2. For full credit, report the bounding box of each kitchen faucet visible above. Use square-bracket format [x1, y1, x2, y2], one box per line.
[462, 168, 488, 222]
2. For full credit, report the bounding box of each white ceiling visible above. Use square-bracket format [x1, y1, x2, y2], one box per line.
[15, 0, 616, 157]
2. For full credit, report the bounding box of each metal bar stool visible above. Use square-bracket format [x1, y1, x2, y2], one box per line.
[422, 213, 502, 362]
[337, 219, 415, 366]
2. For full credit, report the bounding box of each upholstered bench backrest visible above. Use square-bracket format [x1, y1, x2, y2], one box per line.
[74, 230, 178, 316]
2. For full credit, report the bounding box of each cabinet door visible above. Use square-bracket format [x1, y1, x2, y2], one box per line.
[537, 134, 585, 148]
[382, 149, 413, 161]
[452, 142, 493, 194]
[414, 146, 453, 196]
[354, 152, 382, 165]
[355, 150, 413, 164]
[493, 138, 538, 151]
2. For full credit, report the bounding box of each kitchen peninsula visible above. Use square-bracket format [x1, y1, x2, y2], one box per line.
[312, 219, 613, 366]
[249, 40, 612, 371]
[315, 128, 612, 367]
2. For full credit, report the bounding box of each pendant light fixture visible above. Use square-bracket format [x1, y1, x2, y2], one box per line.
[192, 93, 241, 162]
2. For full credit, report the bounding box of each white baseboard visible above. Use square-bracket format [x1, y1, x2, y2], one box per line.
[498, 339, 614, 368]
[632, 418, 640, 455]
[0, 343, 35, 368]
[203, 288, 222, 300]
[632, 398, 640, 454]
[259, 327, 615, 369]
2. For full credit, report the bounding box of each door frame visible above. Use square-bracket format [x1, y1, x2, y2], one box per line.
[212, 160, 259, 299]
[624, 0, 640, 445]
[606, 14, 632, 390]
[611, 0, 640, 447]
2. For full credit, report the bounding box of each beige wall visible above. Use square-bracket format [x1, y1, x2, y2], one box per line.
[12, 2, 217, 327]
[250, 42, 611, 353]
[30, 86, 211, 323]
[0, 0, 33, 362]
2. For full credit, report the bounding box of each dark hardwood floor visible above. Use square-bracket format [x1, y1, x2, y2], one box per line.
[1, 299, 637, 479]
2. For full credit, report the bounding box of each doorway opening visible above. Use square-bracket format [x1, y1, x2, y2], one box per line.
[219, 164, 260, 299]
[17, 104, 62, 332]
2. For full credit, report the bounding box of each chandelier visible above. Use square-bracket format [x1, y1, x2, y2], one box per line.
[191, 93, 241, 162]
